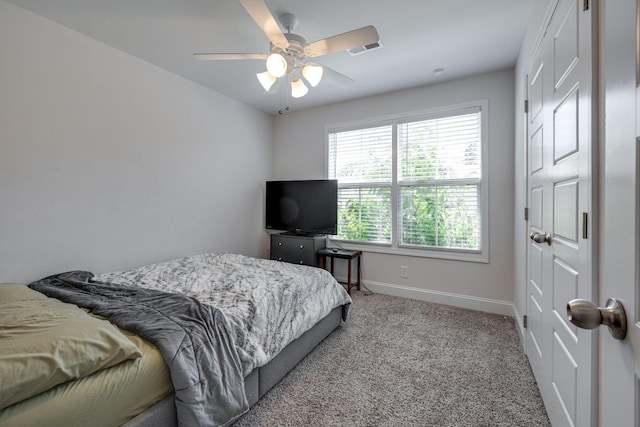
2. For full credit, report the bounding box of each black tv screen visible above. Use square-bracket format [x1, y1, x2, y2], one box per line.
[266, 179, 338, 235]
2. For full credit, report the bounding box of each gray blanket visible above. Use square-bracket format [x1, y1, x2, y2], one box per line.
[95, 253, 353, 375]
[29, 270, 248, 427]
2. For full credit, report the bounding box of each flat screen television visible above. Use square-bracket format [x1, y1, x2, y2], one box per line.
[265, 179, 338, 235]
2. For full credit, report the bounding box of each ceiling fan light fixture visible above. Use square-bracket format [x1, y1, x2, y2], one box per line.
[266, 53, 287, 78]
[291, 77, 308, 98]
[195, 3, 379, 107]
[302, 63, 323, 87]
[256, 70, 277, 91]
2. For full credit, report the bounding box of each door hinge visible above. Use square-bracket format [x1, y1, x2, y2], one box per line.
[583, 0, 589, 11]
[524, 99, 529, 113]
[524, 207, 529, 221]
[582, 212, 588, 239]
[523, 315, 528, 328]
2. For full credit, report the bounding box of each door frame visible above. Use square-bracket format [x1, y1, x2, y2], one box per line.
[598, 0, 640, 424]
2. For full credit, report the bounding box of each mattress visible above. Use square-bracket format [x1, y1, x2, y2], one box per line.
[95, 252, 352, 375]
[0, 310, 173, 427]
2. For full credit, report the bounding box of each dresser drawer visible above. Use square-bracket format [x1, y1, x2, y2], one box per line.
[270, 234, 326, 267]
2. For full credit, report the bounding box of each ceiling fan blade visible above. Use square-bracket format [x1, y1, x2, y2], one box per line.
[238, 0, 289, 49]
[193, 53, 268, 60]
[305, 25, 380, 57]
[320, 65, 355, 89]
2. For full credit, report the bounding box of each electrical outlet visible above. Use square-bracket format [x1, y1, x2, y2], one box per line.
[400, 266, 409, 278]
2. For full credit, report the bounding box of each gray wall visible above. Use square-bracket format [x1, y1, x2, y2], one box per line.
[0, 1, 273, 283]
[273, 69, 516, 315]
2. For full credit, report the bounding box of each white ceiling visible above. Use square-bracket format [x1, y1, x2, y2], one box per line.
[7, 0, 534, 115]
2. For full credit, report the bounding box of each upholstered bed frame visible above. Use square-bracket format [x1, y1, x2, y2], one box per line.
[123, 305, 344, 426]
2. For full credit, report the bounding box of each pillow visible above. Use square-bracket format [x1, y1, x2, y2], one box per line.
[0, 283, 142, 410]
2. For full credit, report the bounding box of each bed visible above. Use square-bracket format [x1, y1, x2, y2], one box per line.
[0, 253, 351, 427]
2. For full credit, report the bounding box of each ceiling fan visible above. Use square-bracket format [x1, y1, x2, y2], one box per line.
[194, 0, 381, 98]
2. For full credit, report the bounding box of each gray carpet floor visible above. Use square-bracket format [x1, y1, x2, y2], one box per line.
[233, 290, 551, 426]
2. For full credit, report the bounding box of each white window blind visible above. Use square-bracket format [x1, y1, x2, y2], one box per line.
[398, 112, 481, 181]
[328, 125, 392, 243]
[328, 125, 392, 183]
[328, 105, 485, 255]
[398, 111, 481, 250]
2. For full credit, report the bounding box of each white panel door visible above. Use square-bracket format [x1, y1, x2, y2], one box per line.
[525, 1, 595, 426]
[597, 0, 640, 424]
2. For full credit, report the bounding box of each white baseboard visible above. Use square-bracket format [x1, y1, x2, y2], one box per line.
[360, 280, 515, 317]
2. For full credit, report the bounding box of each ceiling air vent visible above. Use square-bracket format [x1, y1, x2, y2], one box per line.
[348, 40, 384, 56]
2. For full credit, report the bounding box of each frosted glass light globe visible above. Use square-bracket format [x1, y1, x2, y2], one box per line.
[256, 71, 277, 91]
[302, 64, 323, 87]
[266, 54, 287, 78]
[291, 77, 309, 98]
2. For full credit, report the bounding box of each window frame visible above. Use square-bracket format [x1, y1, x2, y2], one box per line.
[325, 100, 489, 263]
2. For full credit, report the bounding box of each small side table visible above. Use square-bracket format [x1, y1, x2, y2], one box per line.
[317, 248, 362, 295]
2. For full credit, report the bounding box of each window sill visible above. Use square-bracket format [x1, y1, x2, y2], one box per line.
[327, 238, 489, 263]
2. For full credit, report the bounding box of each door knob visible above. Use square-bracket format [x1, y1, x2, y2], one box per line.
[566, 298, 627, 340]
[529, 232, 551, 245]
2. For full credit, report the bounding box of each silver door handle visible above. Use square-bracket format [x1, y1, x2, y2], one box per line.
[529, 232, 551, 245]
[566, 298, 627, 340]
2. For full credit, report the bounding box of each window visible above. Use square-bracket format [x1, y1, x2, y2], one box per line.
[327, 102, 487, 261]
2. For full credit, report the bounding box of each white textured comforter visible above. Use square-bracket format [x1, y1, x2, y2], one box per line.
[95, 253, 351, 374]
